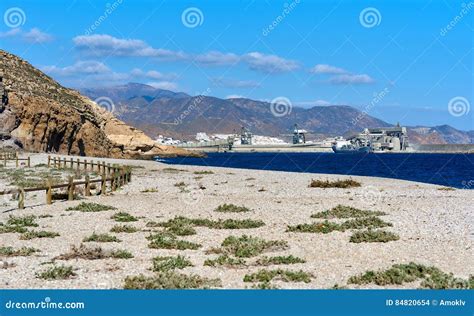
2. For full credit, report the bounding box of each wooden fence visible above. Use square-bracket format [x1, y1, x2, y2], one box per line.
[0, 151, 30, 167]
[0, 155, 132, 210]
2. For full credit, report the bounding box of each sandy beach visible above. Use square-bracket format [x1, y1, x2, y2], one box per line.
[0, 153, 473, 289]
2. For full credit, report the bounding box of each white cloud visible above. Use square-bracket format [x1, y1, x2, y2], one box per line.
[23, 28, 53, 43]
[329, 74, 374, 85]
[310, 64, 347, 74]
[42, 61, 110, 76]
[0, 27, 53, 43]
[73, 34, 187, 60]
[72, 34, 301, 75]
[211, 78, 260, 88]
[130, 68, 177, 80]
[244, 52, 299, 73]
[226, 95, 245, 99]
[0, 28, 21, 38]
[195, 51, 240, 66]
[146, 81, 178, 91]
[296, 99, 331, 107]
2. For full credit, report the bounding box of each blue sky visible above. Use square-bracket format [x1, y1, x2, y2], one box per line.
[0, 0, 472, 130]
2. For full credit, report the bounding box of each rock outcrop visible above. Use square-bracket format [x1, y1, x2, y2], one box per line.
[0, 50, 196, 158]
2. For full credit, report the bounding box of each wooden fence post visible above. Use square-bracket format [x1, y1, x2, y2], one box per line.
[46, 179, 52, 205]
[18, 189, 25, 209]
[120, 167, 125, 186]
[48, 155, 51, 168]
[76, 158, 80, 171]
[84, 159, 88, 171]
[110, 173, 115, 191]
[27, 157, 31, 168]
[101, 172, 107, 195]
[67, 176, 74, 201]
[15, 156, 18, 167]
[70, 158, 73, 169]
[85, 175, 91, 196]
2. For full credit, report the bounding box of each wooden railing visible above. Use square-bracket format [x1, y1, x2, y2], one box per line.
[0, 155, 132, 210]
[0, 151, 30, 167]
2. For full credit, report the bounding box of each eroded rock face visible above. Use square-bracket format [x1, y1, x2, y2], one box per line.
[0, 49, 195, 158]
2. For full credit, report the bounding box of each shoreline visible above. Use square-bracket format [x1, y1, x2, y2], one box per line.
[1, 153, 472, 289]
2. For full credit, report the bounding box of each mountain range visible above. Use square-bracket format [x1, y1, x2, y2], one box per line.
[81, 83, 473, 144]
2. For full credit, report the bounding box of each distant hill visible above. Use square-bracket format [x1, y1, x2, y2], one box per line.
[408, 125, 473, 144]
[81, 83, 473, 144]
[0, 50, 193, 158]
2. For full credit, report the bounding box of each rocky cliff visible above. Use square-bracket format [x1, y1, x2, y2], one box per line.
[0, 50, 195, 158]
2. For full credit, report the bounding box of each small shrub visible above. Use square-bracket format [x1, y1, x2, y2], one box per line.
[83, 233, 121, 243]
[36, 265, 76, 280]
[287, 221, 342, 234]
[20, 230, 60, 240]
[156, 216, 264, 232]
[66, 202, 116, 212]
[7, 215, 38, 227]
[174, 182, 187, 187]
[255, 255, 306, 266]
[348, 262, 472, 289]
[0, 224, 28, 234]
[309, 179, 361, 188]
[204, 255, 246, 268]
[141, 188, 158, 193]
[38, 214, 53, 218]
[153, 217, 197, 236]
[207, 219, 264, 229]
[437, 187, 455, 191]
[123, 271, 221, 289]
[147, 231, 201, 250]
[422, 273, 473, 289]
[193, 170, 214, 175]
[252, 281, 278, 289]
[111, 212, 138, 222]
[311, 205, 386, 219]
[56, 244, 132, 260]
[152, 256, 193, 272]
[0, 246, 39, 257]
[110, 225, 139, 233]
[341, 217, 392, 230]
[350, 230, 399, 243]
[214, 204, 251, 213]
[215, 235, 288, 258]
[162, 168, 187, 173]
[111, 249, 134, 259]
[244, 269, 312, 283]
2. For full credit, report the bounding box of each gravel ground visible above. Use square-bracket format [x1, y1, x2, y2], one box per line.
[0, 153, 472, 289]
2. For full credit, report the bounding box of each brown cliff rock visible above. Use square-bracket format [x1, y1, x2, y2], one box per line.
[0, 49, 198, 158]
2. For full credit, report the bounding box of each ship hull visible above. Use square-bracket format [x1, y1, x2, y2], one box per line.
[332, 146, 372, 154]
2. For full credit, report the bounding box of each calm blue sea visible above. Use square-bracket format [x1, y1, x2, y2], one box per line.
[158, 152, 474, 189]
